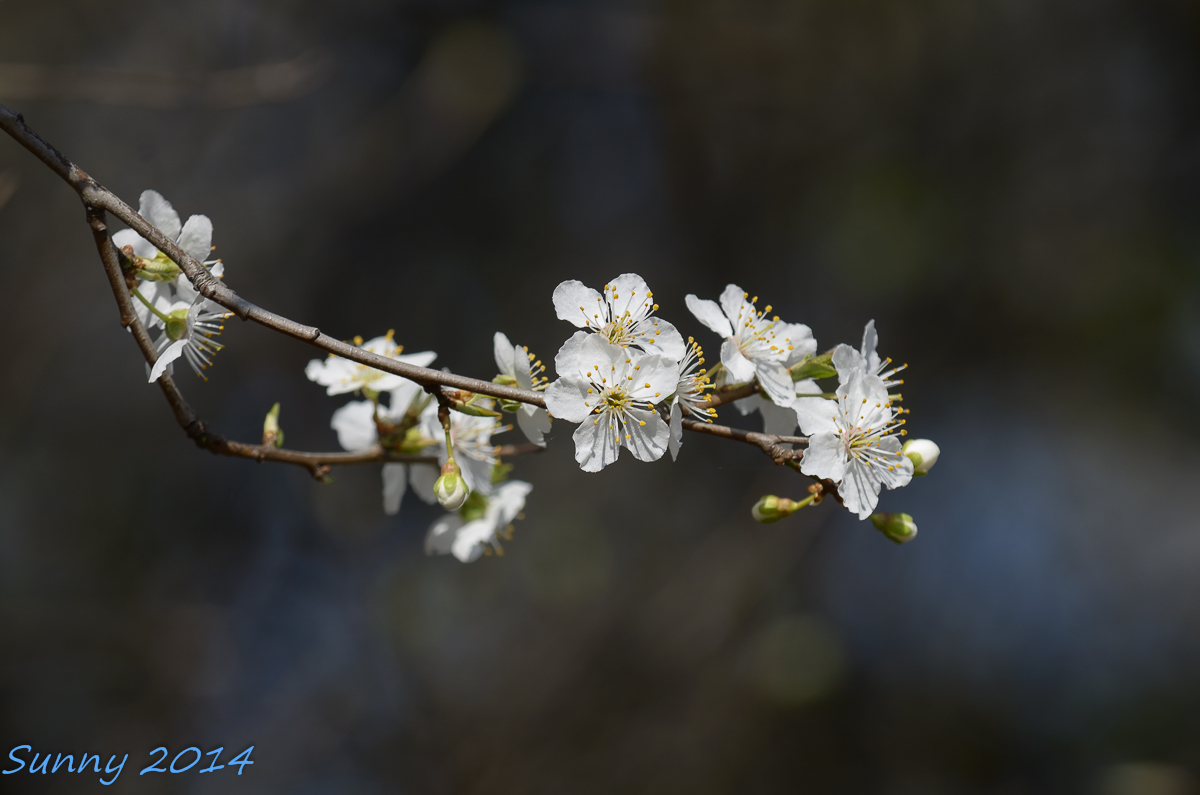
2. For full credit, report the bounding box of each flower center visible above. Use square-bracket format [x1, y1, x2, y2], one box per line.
[603, 386, 630, 412]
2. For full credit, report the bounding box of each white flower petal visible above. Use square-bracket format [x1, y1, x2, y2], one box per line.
[491, 480, 532, 525]
[720, 339, 757, 382]
[545, 376, 594, 423]
[385, 379, 425, 421]
[178, 214, 213, 262]
[755, 360, 796, 407]
[459, 454, 495, 496]
[493, 331, 516, 376]
[139, 190, 182, 241]
[174, 273, 199, 305]
[517, 405, 551, 447]
[409, 463, 440, 504]
[553, 280, 604, 329]
[799, 432, 845, 483]
[833, 343, 868, 384]
[668, 401, 683, 461]
[839, 458, 882, 520]
[330, 400, 378, 452]
[607, 273, 654, 322]
[635, 318, 687, 361]
[149, 339, 188, 383]
[572, 415, 621, 472]
[425, 514, 465, 556]
[623, 407, 669, 463]
[792, 396, 838, 437]
[779, 323, 818, 366]
[112, 228, 159, 260]
[626, 353, 680, 403]
[861, 319, 880, 373]
[685, 294, 733, 338]
[554, 330, 592, 376]
[874, 436, 914, 489]
[718, 284, 749, 330]
[382, 463, 408, 515]
[450, 518, 495, 562]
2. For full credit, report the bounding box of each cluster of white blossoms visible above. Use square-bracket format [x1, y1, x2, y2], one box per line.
[544, 276, 940, 536]
[305, 330, 548, 562]
[113, 190, 233, 383]
[149, 244, 940, 556]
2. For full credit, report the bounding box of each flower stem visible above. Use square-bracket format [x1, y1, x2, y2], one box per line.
[130, 286, 172, 323]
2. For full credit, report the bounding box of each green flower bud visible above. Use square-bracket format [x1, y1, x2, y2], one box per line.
[870, 512, 918, 544]
[262, 402, 284, 447]
[433, 459, 470, 510]
[752, 495, 802, 524]
[902, 439, 940, 476]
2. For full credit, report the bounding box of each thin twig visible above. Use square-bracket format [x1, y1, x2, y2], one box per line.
[2, 103, 815, 479]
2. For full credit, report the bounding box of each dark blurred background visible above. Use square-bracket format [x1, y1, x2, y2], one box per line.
[2, 0, 1200, 792]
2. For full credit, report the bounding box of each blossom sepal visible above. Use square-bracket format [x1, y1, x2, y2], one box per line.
[262, 402, 284, 447]
[491, 375, 524, 413]
[902, 439, 940, 476]
[870, 512, 918, 544]
[789, 351, 837, 382]
[433, 459, 470, 510]
[440, 389, 503, 418]
[130, 255, 183, 282]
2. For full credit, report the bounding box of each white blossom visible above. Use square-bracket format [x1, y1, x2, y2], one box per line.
[685, 284, 816, 407]
[305, 331, 436, 396]
[552, 273, 686, 360]
[417, 396, 504, 496]
[425, 480, 532, 563]
[793, 370, 912, 519]
[328, 383, 439, 515]
[545, 333, 678, 472]
[832, 320, 906, 393]
[147, 295, 233, 383]
[667, 337, 715, 460]
[493, 331, 552, 447]
[113, 190, 224, 328]
[113, 189, 216, 272]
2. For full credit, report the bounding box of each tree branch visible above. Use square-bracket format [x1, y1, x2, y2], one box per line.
[2, 103, 814, 480]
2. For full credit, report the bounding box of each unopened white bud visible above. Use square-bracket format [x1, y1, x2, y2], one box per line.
[902, 439, 940, 476]
[870, 512, 917, 544]
[433, 459, 470, 510]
